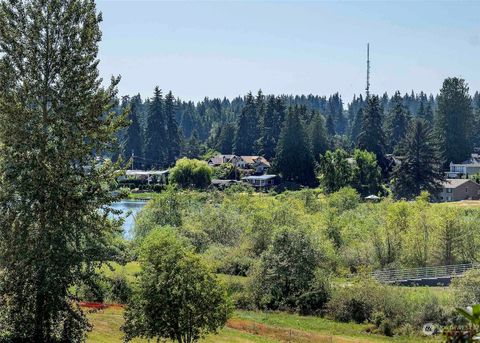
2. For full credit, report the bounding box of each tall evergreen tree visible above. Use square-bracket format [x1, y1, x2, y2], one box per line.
[144, 87, 167, 169]
[165, 91, 182, 166]
[0, 1, 127, 340]
[273, 96, 286, 143]
[386, 91, 411, 153]
[358, 95, 388, 174]
[274, 107, 316, 186]
[308, 113, 329, 162]
[326, 113, 335, 136]
[393, 119, 444, 200]
[435, 77, 473, 164]
[254, 90, 266, 153]
[234, 92, 258, 155]
[215, 123, 235, 154]
[259, 96, 280, 159]
[350, 107, 364, 146]
[124, 95, 144, 168]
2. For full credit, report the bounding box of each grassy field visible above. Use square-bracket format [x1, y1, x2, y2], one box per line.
[86, 307, 441, 343]
[127, 192, 157, 200]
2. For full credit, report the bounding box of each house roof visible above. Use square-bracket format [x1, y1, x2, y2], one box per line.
[441, 179, 479, 188]
[242, 174, 276, 181]
[209, 154, 237, 165]
[239, 156, 271, 167]
[125, 170, 169, 176]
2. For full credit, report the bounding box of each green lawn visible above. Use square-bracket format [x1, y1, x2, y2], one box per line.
[92, 264, 448, 342]
[86, 307, 441, 343]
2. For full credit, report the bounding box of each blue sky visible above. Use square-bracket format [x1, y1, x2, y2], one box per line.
[96, 1, 480, 103]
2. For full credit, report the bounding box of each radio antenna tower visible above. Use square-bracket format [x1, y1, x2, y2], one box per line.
[366, 43, 370, 99]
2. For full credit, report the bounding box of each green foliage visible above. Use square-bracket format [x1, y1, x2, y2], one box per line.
[259, 96, 283, 159]
[327, 277, 448, 336]
[392, 119, 444, 200]
[386, 91, 411, 153]
[308, 112, 329, 162]
[124, 95, 144, 162]
[165, 91, 182, 166]
[317, 149, 352, 193]
[358, 95, 388, 174]
[250, 226, 324, 311]
[134, 189, 182, 239]
[0, 1, 127, 341]
[215, 123, 236, 154]
[275, 106, 317, 186]
[351, 149, 382, 196]
[234, 92, 259, 155]
[169, 157, 213, 189]
[122, 228, 231, 343]
[213, 163, 237, 180]
[452, 270, 480, 307]
[143, 87, 167, 168]
[436, 77, 474, 165]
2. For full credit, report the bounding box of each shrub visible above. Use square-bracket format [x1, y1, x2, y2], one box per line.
[326, 278, 380, 323]
[250, 226, 323, 311]
[451, 269, 480, 307]
[107, 275, 132, 304]
[296, 270, 331, 315]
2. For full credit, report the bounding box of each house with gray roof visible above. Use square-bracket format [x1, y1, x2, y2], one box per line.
[437, 179, 480, 202]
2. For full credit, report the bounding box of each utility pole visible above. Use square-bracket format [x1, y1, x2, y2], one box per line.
[366, 43, 370, 99]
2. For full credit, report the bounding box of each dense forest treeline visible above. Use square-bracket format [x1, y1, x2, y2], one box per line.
[118, 83, 480, 171]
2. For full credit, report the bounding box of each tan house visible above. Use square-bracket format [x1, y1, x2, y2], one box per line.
[207, 154, 237, 167]
[207, 154, 271, 174]
[233, 156, 271, 174]
[437, 179, 480, 202]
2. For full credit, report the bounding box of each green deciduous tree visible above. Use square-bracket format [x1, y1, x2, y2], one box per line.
[275, 106, 317, 186]
[123, 229, 231, 343]
[169, 158, 213, 189]
[251, 226, 324, 310]
[435, 77, 474, 164]
[392, 119, 444, 200]
[351, 149, 382, 197]
[317, 149, 352, 193]
[0, 1, 127, 340]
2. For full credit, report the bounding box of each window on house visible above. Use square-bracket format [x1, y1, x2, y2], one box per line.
[446, 188, 453, 193]
[466, 188, 468, 193]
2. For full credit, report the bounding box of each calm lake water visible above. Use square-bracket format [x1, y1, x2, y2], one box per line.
[110, 200, 146, 239]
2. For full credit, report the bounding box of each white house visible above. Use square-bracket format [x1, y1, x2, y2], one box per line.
[242, 174, 277, 188]
[448, 154, 480, 178]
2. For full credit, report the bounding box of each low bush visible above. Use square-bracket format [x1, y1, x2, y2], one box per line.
[451, 269, 480, 307]
[107, 275, 132, 304]
[326, 277, 449, 336]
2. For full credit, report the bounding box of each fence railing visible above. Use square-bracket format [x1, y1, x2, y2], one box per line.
[372, 263, 480, 283]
